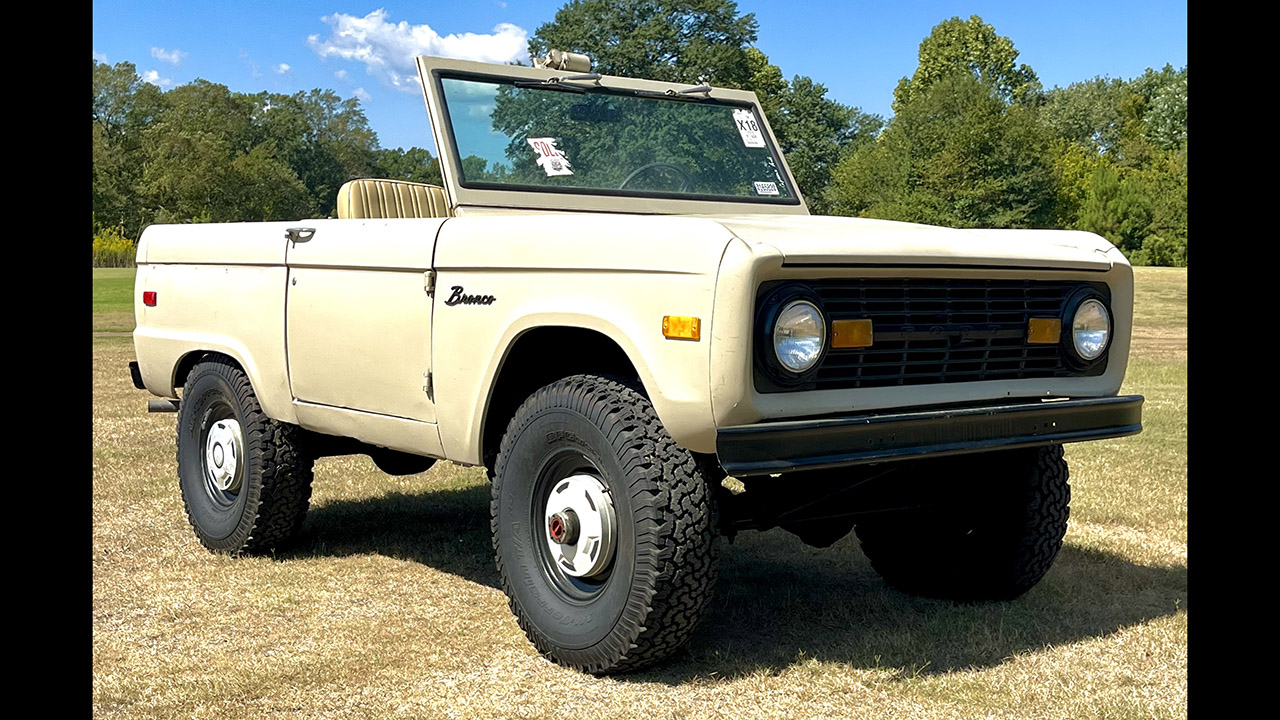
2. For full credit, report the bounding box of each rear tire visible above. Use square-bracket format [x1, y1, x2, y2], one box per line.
[854, 445, 1070, 601]
[491, 375, 718, 674]
[176, 357, 314, 554]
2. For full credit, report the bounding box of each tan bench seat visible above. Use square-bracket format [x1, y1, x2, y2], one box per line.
[336, 179, 451, 219]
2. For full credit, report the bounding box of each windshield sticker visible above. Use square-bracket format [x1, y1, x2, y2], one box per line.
[753, 181, 780, 196]
[733, 109, 766, 148]
[527, 137, 574, 176]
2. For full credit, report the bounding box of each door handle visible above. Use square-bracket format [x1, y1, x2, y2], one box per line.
[285, 227, 316, 243]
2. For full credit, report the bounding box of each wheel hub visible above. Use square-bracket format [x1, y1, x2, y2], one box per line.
[543, 474, 616, 578]
[205, 418, 244, 493]
[548, 509, 580, 545]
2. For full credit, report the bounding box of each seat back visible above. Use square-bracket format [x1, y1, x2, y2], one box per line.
[336, 178, 451, 219]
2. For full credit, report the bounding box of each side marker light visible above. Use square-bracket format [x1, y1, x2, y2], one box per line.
[662, 316, 701, 341]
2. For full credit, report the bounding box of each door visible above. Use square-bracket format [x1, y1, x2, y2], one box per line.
[285, 218, 443, 423]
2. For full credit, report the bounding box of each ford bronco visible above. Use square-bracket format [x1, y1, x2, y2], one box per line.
[128, 52, 1144, 673]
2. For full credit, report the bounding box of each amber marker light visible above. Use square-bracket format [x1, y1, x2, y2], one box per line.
[662, 315, 701, 341]
[1027, 317, 1062, 344]
[831, 319, 873, 348]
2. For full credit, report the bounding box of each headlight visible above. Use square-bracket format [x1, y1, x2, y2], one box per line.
[773, 300, 826, 373]
[1071, 298, 1110, 360]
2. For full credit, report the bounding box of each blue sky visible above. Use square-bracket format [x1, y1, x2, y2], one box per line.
[92, 1, 1188, 152]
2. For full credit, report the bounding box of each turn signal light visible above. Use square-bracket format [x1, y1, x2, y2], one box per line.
[662, 315, 701, 341]
[831, 319, 873, 348]
[1028, 317, 1061, 344]
[143, 291, 157, 307]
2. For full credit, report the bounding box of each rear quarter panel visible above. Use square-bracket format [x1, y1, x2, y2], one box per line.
[132, 222, 300, 424]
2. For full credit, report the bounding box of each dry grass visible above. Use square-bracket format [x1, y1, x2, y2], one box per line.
[92, 267, 1187, 719]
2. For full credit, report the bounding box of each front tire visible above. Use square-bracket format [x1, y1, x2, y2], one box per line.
[491, 375, 718, 674]
[854, 445, 1070, 602]
[176, 357, 314, 554]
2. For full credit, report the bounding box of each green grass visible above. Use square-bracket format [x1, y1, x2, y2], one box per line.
[94, 267, 136, 333]
[1130, 266, 1188, 331]
[93, 266, 1186, 719]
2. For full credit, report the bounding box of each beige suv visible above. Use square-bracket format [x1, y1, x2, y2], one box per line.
[129, 54, 1144, 674]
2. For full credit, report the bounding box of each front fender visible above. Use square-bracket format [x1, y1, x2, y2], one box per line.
[432, 277, 720, 464]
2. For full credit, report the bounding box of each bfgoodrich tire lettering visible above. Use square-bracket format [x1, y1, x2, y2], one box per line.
[491, 375, 718, 674]
[176, 356, 314, 554]
[854, 445, 1070, 602]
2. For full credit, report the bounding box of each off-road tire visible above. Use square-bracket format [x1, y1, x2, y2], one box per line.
[854, 445, 1070, 602]
[176, 356, 314, 554]
[491, 375, 718, 674]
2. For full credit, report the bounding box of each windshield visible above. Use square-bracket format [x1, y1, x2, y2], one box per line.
[437, 75, 797, 204]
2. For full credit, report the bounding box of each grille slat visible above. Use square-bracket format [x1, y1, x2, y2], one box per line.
[777, 278, 1097, 391]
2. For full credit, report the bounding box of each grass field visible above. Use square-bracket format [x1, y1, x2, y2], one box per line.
[94, 267, 137, 333]
[92, 267, 1186, 719]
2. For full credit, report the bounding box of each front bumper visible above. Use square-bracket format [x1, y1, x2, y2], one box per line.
[716, 395, 1143, 476]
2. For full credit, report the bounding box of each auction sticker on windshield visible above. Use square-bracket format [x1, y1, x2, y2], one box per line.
[528, 137, 574, 176]
[733, 108, 766, 148]
[753, 181, 779, 195]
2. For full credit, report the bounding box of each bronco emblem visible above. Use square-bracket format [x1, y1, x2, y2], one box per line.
[444, 286, 496, 306]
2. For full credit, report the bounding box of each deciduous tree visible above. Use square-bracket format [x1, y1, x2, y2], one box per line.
[831, 71, 1055, 229]
[892, 15, 1041, 112]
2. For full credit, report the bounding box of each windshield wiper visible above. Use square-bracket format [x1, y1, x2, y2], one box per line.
[516, 74, 715, 101]
[628, 87, 711, 102]
[515, 73, 602, 93]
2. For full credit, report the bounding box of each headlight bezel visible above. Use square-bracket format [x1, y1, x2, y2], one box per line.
[754, 284, 829, 389]
[1061, 289, 1113, 369]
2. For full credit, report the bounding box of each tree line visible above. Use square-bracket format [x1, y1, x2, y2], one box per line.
[92, 2, 1186, 266]
[92, 62, 441, 244]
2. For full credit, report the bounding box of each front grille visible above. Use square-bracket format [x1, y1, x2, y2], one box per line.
[757, 278, 1107, 392]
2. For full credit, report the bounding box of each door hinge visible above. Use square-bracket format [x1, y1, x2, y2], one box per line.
[424, 270, 437, 296]
[423, 371, 433, 401]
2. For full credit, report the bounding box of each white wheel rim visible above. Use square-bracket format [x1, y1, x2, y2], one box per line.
[543, 473, 616, 578]
[205, 418, 244, 494]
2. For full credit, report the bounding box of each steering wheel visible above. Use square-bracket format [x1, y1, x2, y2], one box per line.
[618, 162, 694, 192]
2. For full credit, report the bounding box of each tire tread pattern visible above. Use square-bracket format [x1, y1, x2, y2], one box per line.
[178, 356, 314, 554]
[491, 375, 718, 674]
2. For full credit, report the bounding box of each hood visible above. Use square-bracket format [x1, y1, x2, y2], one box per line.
[701, 214, 1117, 271]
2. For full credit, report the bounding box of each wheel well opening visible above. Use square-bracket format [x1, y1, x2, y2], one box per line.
[481, 327, 641, 475]
[173, 351, 242, 393]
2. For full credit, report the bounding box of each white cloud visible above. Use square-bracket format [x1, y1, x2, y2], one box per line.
[334, 69, 348, 80]
[306, 9, 528, 93]
[275, 63, 292, 75]
[354, 87, 372, 102]
[150, 47, 187, 65]
[93, 49, 108, 63]
[142, 69, 172, 88]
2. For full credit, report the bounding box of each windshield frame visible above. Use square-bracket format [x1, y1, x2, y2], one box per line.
[416, 56, 809, 216]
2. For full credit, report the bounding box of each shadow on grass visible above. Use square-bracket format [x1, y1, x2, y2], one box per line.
[284, 485, 502, 590]
[286, 485, 1186, 682]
